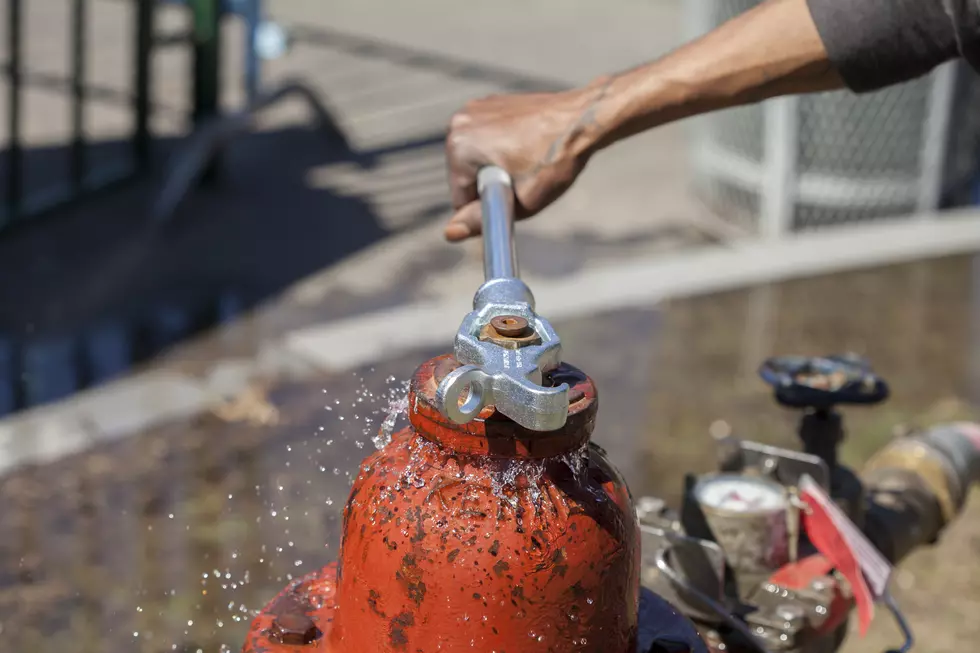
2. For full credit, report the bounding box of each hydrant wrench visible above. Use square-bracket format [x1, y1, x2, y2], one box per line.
[435, 166, 570, 432]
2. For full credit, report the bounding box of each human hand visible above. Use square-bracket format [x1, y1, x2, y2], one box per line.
[443, 79, 612, 242]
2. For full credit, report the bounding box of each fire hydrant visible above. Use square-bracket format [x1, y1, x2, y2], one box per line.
[241, 168, 697, 653]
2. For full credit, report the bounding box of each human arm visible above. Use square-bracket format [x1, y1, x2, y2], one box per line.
[444, 0, 980, 241]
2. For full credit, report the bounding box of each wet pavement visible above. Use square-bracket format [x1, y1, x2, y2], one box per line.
[0, 252, 977, 653]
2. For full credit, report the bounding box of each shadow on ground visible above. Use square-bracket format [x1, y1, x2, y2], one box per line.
[0, 11, 582, 416]
[0, 123, 394, 414]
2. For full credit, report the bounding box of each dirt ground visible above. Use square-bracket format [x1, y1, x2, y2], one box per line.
[638, 258, 980, 653]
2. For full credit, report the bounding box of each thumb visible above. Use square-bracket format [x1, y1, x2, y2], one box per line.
[444, 200, 482, 242]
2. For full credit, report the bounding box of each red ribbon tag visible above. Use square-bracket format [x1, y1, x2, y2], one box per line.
[799, 474, 891, 636]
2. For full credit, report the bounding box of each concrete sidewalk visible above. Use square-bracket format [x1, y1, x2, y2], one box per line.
[256, 0, 728, 287]
[2, 209, 979, 478]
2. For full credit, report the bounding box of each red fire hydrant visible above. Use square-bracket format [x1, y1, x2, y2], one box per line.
[241, 168, 657, 653]
[242, 355, 640, 652]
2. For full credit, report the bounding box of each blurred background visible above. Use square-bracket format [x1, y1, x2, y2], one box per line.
[0, 0, 978, 652]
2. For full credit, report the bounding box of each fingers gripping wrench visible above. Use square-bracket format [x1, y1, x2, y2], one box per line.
[435, 167, 570, 432]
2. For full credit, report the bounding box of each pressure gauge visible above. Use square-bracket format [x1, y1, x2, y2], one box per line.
[694, 474, 788, 515]
[692, 473, 790, 595]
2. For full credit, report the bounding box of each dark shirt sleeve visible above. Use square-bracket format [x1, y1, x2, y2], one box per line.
[806, 0, 980, 92]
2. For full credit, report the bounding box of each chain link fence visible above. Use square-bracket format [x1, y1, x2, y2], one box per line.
[685, 0, 980, 236]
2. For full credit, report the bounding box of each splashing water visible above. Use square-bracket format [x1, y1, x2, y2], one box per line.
[482, 457, 547, 505]
[371, 379, 410, 450]
[559, 441, 590, 479]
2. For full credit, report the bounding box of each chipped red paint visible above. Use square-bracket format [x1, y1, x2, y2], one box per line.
[242, 355, 641, 653]
[242, 563, 338, 652]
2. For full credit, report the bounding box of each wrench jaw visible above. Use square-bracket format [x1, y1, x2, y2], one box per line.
[493, 376, 570, 433]
[473, 278, 536, 312]
[435, 302, 570, 432]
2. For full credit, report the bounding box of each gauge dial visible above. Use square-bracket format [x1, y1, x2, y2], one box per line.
[694, 474, 787, 514]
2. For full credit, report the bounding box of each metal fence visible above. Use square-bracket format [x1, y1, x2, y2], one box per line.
[0, 0, 354, 418]
[0, 0, 242, 229]
[2, 0, 156, 227]
[0, 0, 290, 416]
[685, 0, 980, 238]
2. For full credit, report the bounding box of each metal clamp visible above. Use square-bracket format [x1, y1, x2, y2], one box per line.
[435, 167, 569, 432]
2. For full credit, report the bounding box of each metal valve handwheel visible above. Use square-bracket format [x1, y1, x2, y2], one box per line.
[759, 354, 890, 410]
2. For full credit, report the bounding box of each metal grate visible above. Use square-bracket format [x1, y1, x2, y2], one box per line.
[686, 0, 980, 236]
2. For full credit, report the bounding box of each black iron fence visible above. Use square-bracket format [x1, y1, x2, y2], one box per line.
[0, 0, 355, 418]
[0, 0, 232, 416]
[1, 0, 228, 229]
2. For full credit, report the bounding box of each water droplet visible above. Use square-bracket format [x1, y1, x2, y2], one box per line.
[372, 387, 409, 450]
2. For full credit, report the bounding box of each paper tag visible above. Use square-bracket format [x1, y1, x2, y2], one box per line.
[799, 474, 893, 635]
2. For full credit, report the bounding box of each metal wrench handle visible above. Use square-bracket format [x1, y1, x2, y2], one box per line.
[436, 167, 568, 432]
[477, 167, 519, 281]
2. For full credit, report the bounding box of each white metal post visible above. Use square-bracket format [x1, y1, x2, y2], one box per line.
[917, 61, 958, 213]
[761, 96, 799, 239]
[970, 255, 980, 405]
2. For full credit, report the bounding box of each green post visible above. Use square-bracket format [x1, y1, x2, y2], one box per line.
[133, 0, 153, 173]
[190, 0, 222, 183]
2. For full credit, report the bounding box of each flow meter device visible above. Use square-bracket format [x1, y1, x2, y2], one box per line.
[692, 474, 791, 595]
[694, 475, 790, 513]
[638, 355, 980, 653]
